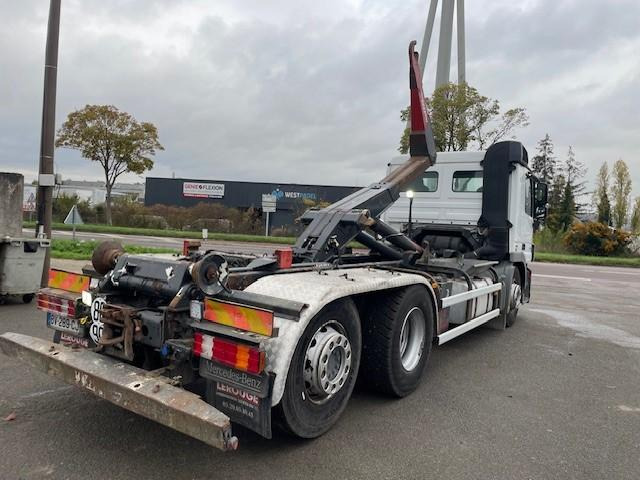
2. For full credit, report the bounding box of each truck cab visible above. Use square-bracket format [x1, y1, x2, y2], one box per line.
[383, 148, 546, 264]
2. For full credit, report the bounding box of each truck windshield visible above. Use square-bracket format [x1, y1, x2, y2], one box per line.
[452, 171, 483, 192]
[405, 171, 438, 192]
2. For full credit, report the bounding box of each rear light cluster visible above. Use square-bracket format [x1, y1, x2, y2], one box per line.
[37, 292, 76, 317]
[193, 332, 265, 375]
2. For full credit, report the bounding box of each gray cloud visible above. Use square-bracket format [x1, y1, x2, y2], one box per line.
[1, 0, 638, 200]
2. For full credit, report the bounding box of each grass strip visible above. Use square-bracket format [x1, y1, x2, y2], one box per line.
[24, 221, 296, 245]
[535, 252, 640, 268]
[51, 239, 178, 260]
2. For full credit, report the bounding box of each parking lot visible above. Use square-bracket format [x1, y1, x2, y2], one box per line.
[1, 261, 639, 480]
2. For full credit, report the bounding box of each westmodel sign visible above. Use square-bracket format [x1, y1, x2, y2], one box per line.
[183, 182, 225, 199]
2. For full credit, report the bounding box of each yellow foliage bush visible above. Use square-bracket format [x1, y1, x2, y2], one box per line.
[563, 222, 631, 256]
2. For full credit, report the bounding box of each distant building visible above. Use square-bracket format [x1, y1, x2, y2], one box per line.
[145, 177, 361, 229]
[53, 180, 145, 204]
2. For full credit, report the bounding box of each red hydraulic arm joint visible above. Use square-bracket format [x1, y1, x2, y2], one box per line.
[408, 40, 437, 160]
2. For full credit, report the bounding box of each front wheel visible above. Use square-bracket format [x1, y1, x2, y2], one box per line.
[275, 299, 361, 438]
[506, 268, 522, 328]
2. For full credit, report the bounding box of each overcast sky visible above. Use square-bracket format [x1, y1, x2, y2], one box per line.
[1, 0, 639, 198]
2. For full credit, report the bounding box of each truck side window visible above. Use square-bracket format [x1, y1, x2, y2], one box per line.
[525, 178, 533, 216]
[452, 171, 483, 192]
[406, 171, 438, 192]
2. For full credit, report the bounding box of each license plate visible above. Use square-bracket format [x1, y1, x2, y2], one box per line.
[47, 312, 80, 335]
[60, 332, 89, 348]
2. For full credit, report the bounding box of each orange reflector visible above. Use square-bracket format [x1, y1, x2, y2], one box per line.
[203, 299, 274, 336]
[47, 269, 90, 293]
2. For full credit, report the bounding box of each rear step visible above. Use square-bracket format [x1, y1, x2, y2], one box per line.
[0, 332, 238, 451]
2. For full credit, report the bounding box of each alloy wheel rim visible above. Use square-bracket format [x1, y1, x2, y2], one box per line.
[303, 321, 352, 404]
[399, 307, 426, 371]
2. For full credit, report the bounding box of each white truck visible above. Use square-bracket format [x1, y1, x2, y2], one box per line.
[0, 42, 547, 450]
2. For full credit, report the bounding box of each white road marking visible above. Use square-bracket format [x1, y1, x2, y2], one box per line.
[618, 405, 640, 413]
[529, 308, 640, 349]
[583, 269, 639, 276]
[533, 274, 592, 282]
[20, 386, 73, 399]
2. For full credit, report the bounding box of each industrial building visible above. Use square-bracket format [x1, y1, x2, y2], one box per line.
[144, 177, 361, 229]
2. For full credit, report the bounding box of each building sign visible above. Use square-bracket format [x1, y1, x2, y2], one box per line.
[183, 182, 225, 199]
[271, 189, 316, 201]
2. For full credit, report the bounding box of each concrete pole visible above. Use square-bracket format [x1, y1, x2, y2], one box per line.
[37, 0, 61, 286]
[435, 0, 454, 88]
[419, 0, 439, 75]
[456, 0, 466, 84]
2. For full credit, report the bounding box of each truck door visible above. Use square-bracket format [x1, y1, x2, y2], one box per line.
[508, 165, 534, 262]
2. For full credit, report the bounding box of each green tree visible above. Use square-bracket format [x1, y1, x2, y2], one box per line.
[610, 159, 632, 229]
[556, 179, 576, 231]
[475, 107, 529, 150]
[630, 197, 640, 234]
[56, 105, 163, 225]
[563, 146, 586, 213]
[531, 134, 556, 185]
[546, 147, 586, 232]
[546, 173, 566, 232]
[398, 82, 528, 153]
[593, 162, 611, 225]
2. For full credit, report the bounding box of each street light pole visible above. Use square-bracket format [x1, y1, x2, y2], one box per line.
[36, 0, 61, 286]
[407, 190, 414, 238]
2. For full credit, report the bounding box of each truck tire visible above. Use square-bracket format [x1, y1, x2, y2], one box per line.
[360, 285, 434, 397]
[91, 240, 124, 275]
[275, 298, 361, 438]
[506, 268, 522, 327]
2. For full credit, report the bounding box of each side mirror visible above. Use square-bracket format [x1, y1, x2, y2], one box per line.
[534, 179, 548, 219]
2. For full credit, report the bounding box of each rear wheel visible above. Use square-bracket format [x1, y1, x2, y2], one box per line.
[506, 268, 522, 328]
[276, 299, 361, 438]
[360, 286, 434, 397]
[22, 294, 35, 304]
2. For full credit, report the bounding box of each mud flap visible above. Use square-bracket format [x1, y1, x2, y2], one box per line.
[200, 359, 274, 439]
[0, 332, 238, 451]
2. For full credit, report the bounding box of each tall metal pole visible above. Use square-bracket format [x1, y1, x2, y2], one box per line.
[456, 0, 466, 84]
[37, 0, 61, 286]
[435, 0, 455, 88]
[265, 211, 270, 237]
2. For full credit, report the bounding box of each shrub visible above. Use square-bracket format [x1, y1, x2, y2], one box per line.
[563, 221, 632, 256]
[49, 197, 268, 235]
[533, 228, 567, 253]
[52, 193, 93, 223]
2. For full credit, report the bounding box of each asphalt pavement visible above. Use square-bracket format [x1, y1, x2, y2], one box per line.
[1, 261, 639, 479]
